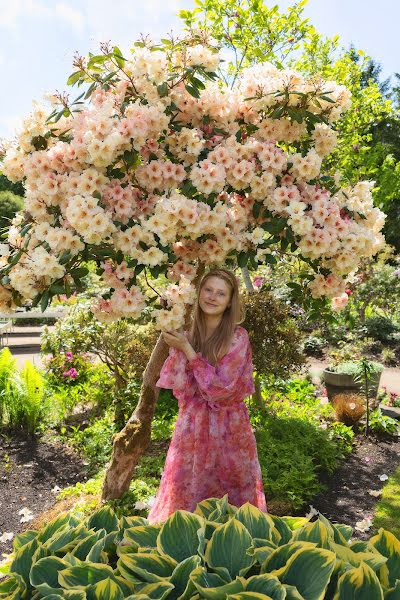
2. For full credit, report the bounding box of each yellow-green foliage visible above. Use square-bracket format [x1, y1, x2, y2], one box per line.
[373, 465, 400, 540]
[0, 348, 46, 433]
[2, 496, 400, 599]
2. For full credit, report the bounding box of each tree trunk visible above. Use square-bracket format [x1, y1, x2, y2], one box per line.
[101, 263, 205, 500]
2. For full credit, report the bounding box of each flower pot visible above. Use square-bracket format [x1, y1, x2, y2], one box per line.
[323, 368, 382, 407]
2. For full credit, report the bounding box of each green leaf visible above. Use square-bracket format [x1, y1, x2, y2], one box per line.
[335, 562, 384, 599]
[13, 529, 38, 550]
[113, 46, 125, 68]
[67, 71, 83, 86]
[117, 553, 177, 584]
[246, 574, 286, 599]
[137, 581, 175, 600]
[30, 556, 69, 596]
[277, 547, 336, 600]
[40, 290, 50, 312]
[10, 538, 39, 585]
[190, 566, 245, 600]
[58, 564, 115, 589]
[169, 555, 202, 599]
[0, 573, 27, 599]
[369, 529, 400, 588]
[123, 525, 161, 550]
[205, 519, 254, 579]
[157, 83, 169, 97]
[157, 510, 204, 563]
[87, 506, 119, 534]
[185, 84, 200, 99]
[234, 503, 275, 540]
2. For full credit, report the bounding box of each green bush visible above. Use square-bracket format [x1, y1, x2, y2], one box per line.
[0, 348, 47, 433]
[2, 498, 400, 600]
[363, 315, 399, 343]
[0, 189, 24, 234]
[242, 289, 306, 379]
[248, 377, 354, 513]
[302, 335, 326, 357]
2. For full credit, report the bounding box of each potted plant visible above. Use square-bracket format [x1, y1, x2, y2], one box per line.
[322, 360, 384, 407]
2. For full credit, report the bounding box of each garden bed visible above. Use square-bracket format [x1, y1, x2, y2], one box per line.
[0, 430, 87, 557]
[310, 431, 400, 539]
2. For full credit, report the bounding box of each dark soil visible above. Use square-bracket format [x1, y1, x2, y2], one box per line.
[311, 432, 400, 539]
[0, 430, 87, 557]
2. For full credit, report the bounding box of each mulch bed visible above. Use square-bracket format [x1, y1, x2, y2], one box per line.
[1, 428, 399, 560]
[310, 432, 400, 539]
[0, 430, 87, 557]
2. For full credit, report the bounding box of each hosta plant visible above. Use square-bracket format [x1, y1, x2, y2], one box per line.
[1, 496, 400, 599]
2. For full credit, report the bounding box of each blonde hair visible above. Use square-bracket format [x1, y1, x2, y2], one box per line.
[188, 268, 246, 365]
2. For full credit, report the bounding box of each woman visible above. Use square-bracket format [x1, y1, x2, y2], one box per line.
[147, 268, 267, 523]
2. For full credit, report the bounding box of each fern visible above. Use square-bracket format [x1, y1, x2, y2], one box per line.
[19, 361, 45, 433]
[0, 348, 18, 425]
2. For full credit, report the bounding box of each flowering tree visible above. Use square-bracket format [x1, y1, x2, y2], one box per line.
[0, 29, 385, 498]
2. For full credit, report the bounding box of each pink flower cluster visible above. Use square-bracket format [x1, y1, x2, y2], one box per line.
[0, 37, 386, 327]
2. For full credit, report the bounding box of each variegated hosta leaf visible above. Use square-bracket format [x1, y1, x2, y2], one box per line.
[334, 562, 384, 600]
[262, 542, 317, 574]
[227, 593, 273, 599]
[234, 503, 276, 541]
[44, 524, 89, 554]
[58, 564, 115, 588]
[0, 572, 27, 599]
[369, 529, 400, 589]
[30, 556, 70, 596]
[169, 555, 201, 600]
[117, 552, 177, 584]
[291, 520, 332, 550]
[247, 542, 276, 566]
[120, 516, 149, 530]
[205, 519, 254, 578]
[190, 566, 245, 600]
[329, 541, 387, 573]
[41, 592, 86, 600]
[86, 577, 125, 600]
[246, 573, 287, 599]
[274, 546, 336, 600]
[268, 517, 291, 546]
[12, 529, 38, 551]
[138, 580, 175, 600]
[384, 580, 400, 599]
[37, 514, 71, 544]
[71, 531, 106, 561]
[279, 517, 309, 532]
[194, 495, 229, 520]
[157, 511, 204, 563]
[86, 507, 119, 534]
[10, 537, 39, 585]
[122, 525, 162, 551]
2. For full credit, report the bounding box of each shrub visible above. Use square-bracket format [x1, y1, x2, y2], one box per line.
[242, 289, 306, 379]
[381, 347, 398, 366]
[2, 499, 400, 600]
[0, 348, 47, 433]
[332, 392, 366, 426]
[369, 408, 400, 436]
[0, 190, 23, 233]
[363, 315, 399, 343]
[302, 335, 326, 357]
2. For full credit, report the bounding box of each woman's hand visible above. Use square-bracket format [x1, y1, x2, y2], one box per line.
[163, 330, 190, 352]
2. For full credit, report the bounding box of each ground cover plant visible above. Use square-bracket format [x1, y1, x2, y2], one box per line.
[2, 498, 400, 600]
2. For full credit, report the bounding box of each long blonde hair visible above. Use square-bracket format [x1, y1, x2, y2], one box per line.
[188, 268, 246, 365]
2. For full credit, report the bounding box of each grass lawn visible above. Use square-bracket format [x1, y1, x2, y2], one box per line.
[373, 464, 400, 538]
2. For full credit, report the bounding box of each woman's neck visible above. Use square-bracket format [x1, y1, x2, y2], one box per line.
[204, 315, 222, 337]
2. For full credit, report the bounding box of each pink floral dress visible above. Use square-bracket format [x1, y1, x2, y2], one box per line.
[147, 325, 267, 523]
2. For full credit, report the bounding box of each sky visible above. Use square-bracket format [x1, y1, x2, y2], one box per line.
[0, 0, 399, 140]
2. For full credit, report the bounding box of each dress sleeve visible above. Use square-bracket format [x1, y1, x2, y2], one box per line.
[156, 347, 187, 392]
[186, 327, 255, 403]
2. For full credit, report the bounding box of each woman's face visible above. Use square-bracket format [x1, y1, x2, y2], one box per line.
[199, 276, 232, 317]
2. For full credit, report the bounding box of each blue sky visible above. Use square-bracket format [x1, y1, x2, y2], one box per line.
[0, 0, 398, 140]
